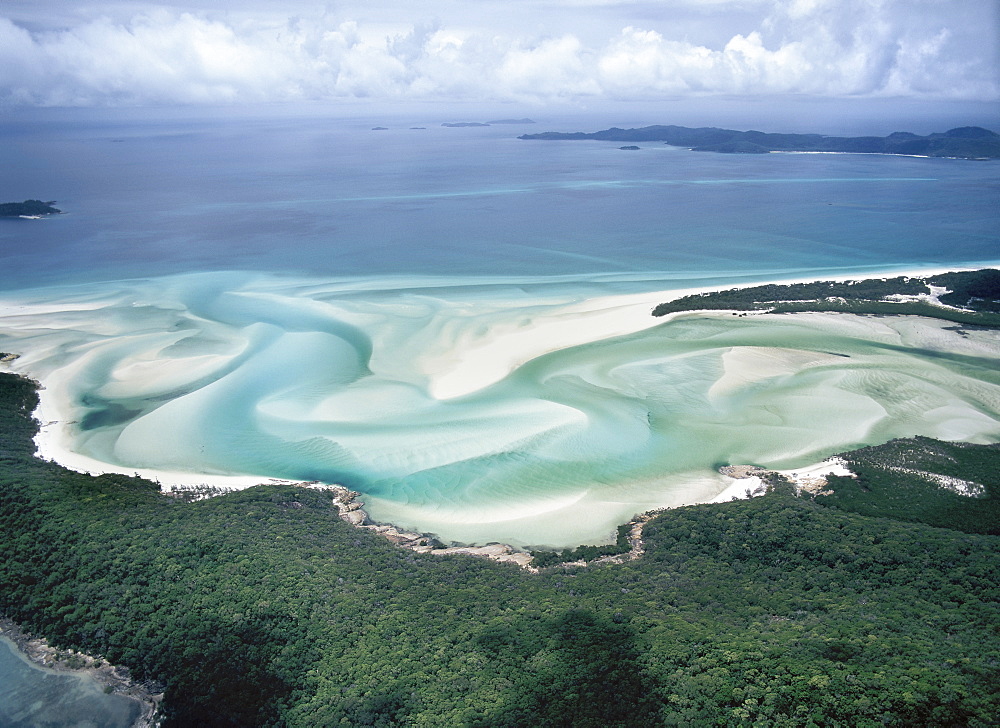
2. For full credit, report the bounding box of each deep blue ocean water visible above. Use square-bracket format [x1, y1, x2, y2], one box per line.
[2, 109, 997, 290]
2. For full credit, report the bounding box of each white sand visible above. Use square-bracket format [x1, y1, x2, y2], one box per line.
[779, 457, 854, 481]
[25, 361, 296, 489]
[713, 458, 854, 502]
[3, 263, 995, 513]
[422, 287, 693, 399]
[710, 475, 766, 502]
[420, 264, 984, 399]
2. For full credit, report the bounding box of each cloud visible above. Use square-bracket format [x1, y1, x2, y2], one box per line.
[0, 1, 995, 106]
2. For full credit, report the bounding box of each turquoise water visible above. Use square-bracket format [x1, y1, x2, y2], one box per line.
[3, 273, 998, 547]
[2, 110, 997, 290]
[0, 109, 998, 546]
[0, 637, 142, 728]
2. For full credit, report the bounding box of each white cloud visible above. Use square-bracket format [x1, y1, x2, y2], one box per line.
[0, 1, 995, 106]
[496, 35, 602, 100]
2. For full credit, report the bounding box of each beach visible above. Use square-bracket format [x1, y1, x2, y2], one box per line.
[2, 265, 999, 547]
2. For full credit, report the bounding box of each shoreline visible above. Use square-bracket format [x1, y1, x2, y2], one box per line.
[15, 262, 986, 490]
[317, 459, 857, 569]
[1, 264, 995, 556]
[0, 616, 162, 727]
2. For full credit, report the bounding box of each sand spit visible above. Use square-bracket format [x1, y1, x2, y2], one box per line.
[0, 616, 162, 727]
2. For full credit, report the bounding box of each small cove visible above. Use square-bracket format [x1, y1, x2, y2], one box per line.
[0, 637, 143, 728]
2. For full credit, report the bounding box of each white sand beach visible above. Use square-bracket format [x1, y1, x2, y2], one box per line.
[2, 265, 998, 547]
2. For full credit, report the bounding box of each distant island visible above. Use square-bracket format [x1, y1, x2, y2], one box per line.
[442, 119, 535, 127]
[520, 124, 1000, 159]
[0, 200, 61, 218]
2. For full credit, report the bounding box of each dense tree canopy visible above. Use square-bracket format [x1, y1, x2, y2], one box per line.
[0, 372, 997, 726]
[652, 269, 1000, 326]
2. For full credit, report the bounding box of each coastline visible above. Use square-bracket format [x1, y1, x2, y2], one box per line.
[15, 262, 985, 490]
[0, 616, 162, 727]
[2, 263, 996, 558]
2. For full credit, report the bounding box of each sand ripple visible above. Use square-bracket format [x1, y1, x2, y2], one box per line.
[2, 272, 999, 547]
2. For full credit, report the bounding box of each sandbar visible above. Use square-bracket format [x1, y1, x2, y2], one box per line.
[1, 263, 997, 547]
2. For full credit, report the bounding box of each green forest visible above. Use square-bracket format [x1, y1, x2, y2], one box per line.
[652, 269, 1000, 325]
[1, 372, 998, 727]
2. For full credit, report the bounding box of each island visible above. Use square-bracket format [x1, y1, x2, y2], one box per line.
[652, 268, 1000, 325]
[442, 121, 490, 127]
[0, 200, 61, 218]
[520, 124, 1000, 159]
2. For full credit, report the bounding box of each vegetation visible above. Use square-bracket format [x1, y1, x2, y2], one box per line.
[814, 436, 1000, 535]
[651, 269, 1000, 326]
[0, 200, 61, 217]
[1, 372, 998, 726]
[529, 523, 632, 568]
[932, 269, 1000, 312]
[520, 125, 1000, 159]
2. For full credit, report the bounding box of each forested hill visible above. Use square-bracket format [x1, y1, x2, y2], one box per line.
[652, 268, 1000, 325]
[1, 371, 999, 726]
[519, 125, 1000, 158]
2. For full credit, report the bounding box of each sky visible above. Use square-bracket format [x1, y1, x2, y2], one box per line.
[0, 0, 998, 111]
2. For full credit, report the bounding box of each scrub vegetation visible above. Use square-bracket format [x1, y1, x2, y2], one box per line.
[652, 269, 1000, 326]
[815, 436, 1000, 535]
[0, 372, 998, 727]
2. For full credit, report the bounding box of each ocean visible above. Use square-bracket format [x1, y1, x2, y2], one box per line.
[0, 637, 142, 728]
[1, 108, 999, 550]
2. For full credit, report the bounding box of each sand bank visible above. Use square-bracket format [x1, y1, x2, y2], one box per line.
[2, 264, 997, 547]
[714, 458, 855, 502]
[418, 263, 985, 400]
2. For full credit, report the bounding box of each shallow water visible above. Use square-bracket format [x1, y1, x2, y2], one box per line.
[3, 272, 998, 547]
[0, 638, 142, 728]
[1, 109, 998, 546]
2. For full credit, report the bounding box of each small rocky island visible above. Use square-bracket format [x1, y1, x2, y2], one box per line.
[520, 124, 1000, 159]
[0, 200, 61, 218]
